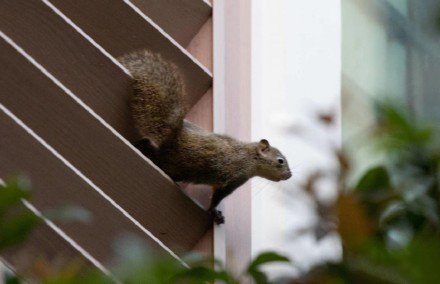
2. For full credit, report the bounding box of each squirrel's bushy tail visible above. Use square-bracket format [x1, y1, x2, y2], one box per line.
[118, 50, 186, 148]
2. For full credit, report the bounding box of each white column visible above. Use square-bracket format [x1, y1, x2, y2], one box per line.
[252, 0, 342, 276]
[213, 0, 253, 277]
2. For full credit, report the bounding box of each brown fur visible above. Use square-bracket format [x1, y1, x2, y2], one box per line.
[120, 50, 292, 217]
[118, 50, 186, 147]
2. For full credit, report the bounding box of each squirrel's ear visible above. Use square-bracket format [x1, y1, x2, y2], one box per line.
[258, 139, 270, 154]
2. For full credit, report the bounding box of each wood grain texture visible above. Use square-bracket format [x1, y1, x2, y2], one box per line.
[0, 110, 169, 265]
[130, 0, 211, 47]
[49, 0, 212, 107]
[0, 37, 212, 254]
[0, 0, 137, 141]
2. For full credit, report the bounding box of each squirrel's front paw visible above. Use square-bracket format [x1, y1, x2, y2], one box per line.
[210, 209, 225, 225]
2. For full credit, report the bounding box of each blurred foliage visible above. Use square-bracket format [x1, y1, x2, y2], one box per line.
[0, 177, 96, 283]
[0, 177, 40, 251]
[295, 101, 440, 284]
[0, 177, 290, 283]
[0, 177, 93, 252]
[25, 240, 290, 283]
[3, 232, 291, 283]
[367, 102, 440, 248]
[436, 6, 440, 32]
[246, 252, 290, 284]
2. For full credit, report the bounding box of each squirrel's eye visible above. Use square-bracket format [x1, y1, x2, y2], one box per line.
[277, 158, 284, 164]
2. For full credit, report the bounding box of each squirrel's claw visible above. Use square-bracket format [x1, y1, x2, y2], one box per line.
[210, 209, 225, 225]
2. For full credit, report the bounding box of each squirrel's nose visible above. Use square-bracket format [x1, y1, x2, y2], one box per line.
[283, 171, 292, 180]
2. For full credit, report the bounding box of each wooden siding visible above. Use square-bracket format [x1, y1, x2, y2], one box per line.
[130, 0, 212, 47]
[0, 0, 214, 275]
[49, 0, 212, 107]
[0, 35, 211, 253]
[0, 107, 169, 262]
[0, 0, 137, 140]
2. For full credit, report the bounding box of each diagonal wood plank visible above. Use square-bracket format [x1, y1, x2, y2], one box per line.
[130, 0, 212, 47]
[0, 0, 213, 250]
[0, 33, 211, 254]
[0, 0, 214, 218]
[0, 109, 172, 266]
[48, 0, 212, 107]
[0, 0, 136, 140]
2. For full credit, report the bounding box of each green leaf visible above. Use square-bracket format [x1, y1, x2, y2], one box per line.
[247, 252, 290, 271]
[0, 177, 32, 214]
[356, 166, 390, 193]
[5, 275, 22, 284]
[247, 252, 290, 284]
[0, 211, 40, 250]
[248, 270, 268, 284]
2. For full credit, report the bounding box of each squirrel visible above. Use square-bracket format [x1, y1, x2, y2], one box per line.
[118, 50, 292, 224]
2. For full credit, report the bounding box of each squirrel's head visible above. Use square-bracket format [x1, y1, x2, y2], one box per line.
[255, 139, 291, 181]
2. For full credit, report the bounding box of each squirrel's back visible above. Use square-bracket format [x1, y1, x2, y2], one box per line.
[118, 50, 186, 147]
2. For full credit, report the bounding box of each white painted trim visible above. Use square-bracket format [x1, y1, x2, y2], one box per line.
[212, 0, 226, 264]
[41, 0, 130, 76]
[213, 0, 225, 134]
[0, 32, 188, 268]
[122, 0, 213, 77]
[213, 0, 253, 275]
